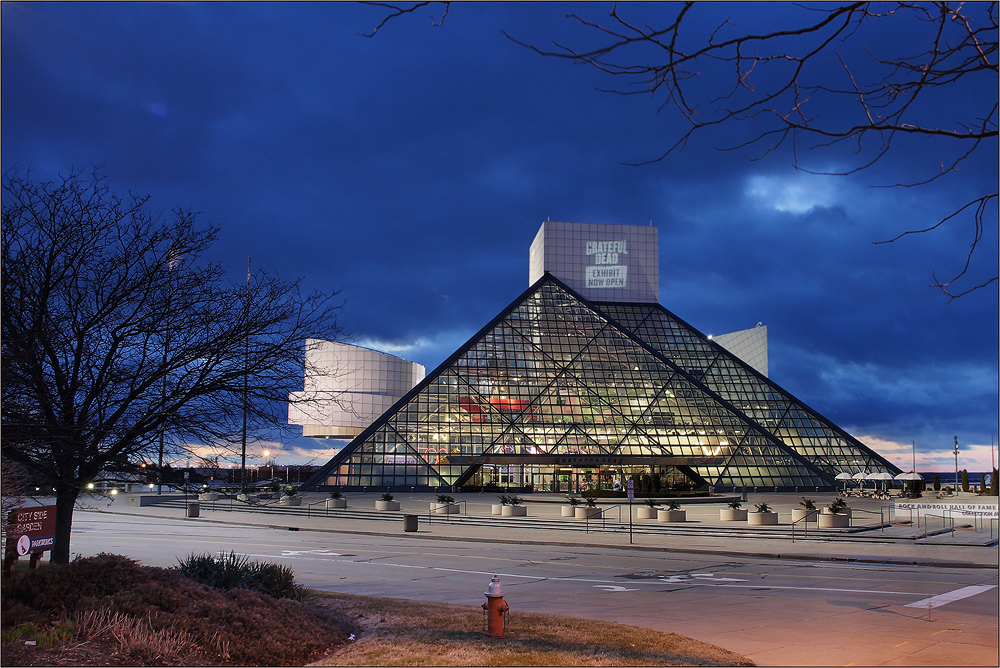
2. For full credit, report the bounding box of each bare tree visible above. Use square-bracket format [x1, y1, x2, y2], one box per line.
[506, 2, 997, 299]
[1, 168, 344, 563]
[1, 460, 30, 545]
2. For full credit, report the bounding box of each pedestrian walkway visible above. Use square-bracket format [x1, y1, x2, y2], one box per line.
[94, 490, 998, 569]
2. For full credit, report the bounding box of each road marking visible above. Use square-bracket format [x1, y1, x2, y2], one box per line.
[661, 573, 749, 583]
[236, 550, 996, 608]
[904, 585, 997, 610]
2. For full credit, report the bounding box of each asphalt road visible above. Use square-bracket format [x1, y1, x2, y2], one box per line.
[66, 509, 998, 666]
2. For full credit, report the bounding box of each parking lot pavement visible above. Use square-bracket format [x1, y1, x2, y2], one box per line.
[77, 490, 998, 569]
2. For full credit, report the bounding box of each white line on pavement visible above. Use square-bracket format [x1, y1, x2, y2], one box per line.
[903, 584, 997, 609]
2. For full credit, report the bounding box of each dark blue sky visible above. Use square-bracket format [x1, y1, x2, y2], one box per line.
[3, 2, 997, 471]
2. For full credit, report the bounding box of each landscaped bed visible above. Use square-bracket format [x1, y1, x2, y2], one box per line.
[2, 554, 753, 666]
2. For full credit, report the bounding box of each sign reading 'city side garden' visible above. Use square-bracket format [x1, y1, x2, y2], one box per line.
[6, 505, 57, 556]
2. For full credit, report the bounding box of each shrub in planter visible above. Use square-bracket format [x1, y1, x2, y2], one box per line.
[376, 492, 400, 511]
[637, 498, 659, 520]
[822, 497, 851, 517]
[818, 497, 850, 525]
[748, 501, 778, 525]
[657, 500, 685, 522]
[432, 494, 459, 514]
[501, 496, 527, 516]
[792, 497, 818, 523]
[720, 498, 747, 521]
[562, 496, 582, 517]
[326, 491, 346, 509]
[279, 486, 301, 505]
[574, 498, 601, 519]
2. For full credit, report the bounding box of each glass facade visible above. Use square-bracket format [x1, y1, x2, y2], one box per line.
[302, 275, 899, 493]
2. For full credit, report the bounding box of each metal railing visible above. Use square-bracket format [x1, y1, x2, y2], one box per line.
[850, 507, 885, 530]
[426, 500, 467, 525]
[789, 509, 818, 542]
[582, 506, 613, 533]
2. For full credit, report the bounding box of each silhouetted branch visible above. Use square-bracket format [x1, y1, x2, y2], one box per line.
[359, 1, 450, 37]
[508, 2, 998, 298]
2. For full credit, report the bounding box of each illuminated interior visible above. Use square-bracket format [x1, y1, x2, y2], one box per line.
[300, 274, 899, 493]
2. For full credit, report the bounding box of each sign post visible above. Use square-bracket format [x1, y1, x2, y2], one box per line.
[626, 479, 634, 544]
[4, 505, 57, 574]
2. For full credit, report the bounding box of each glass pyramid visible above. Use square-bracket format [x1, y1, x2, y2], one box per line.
[302, 275, 899, 492]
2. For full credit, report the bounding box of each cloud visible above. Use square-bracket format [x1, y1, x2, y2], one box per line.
[744, 172, 839, 214]
[353, 329, 478, 371]
[857, 434, 999, 473]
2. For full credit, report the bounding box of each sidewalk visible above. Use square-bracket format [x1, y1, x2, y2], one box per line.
[94, 490, 999, 570]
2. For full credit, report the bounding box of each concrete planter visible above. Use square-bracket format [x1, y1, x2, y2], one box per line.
[279, 496, 301, 506]
[561, 505, 578, 517]
[501, 505, 527, 517]
[492, 504, 505, 515]
[637, 506, 658, 520]
[574, 506, 602, 519]
[792, 508, 818, 523]
[326, 498, 347, 509]
[818, 513, 850, 528]
[748, 511, 779, 525]
[431, 502, 460, 514]
[822, 507, 852, 518]
[376, 500, 401, 511]
[198, 492, 218, 502]
[720, 508, 748, 521]
[657, 509, 686, 522]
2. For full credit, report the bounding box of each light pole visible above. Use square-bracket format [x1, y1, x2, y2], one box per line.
[953, 436, 959, 496]
[263, 450, 271, 481]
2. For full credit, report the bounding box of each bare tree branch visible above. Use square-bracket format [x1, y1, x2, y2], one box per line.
[506, 1, 998, 298]
[359, 1, 450, 37]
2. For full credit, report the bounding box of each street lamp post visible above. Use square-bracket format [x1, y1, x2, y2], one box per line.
[953, 436, 959, 496]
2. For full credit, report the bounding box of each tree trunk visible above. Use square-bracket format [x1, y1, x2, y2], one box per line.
[52, 484, 80, 564]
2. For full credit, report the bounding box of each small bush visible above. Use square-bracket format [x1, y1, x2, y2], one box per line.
[177, 551, 304, 600]
[754, 502, 772, 513]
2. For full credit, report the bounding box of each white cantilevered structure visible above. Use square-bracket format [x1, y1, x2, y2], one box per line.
[288, 339, 424, 440]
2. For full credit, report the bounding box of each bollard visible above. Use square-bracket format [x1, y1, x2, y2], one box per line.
[403, 514, 418, 532]
[481, 575, 509, 638]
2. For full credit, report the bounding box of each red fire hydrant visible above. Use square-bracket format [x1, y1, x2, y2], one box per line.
[482, 575, 509, 638]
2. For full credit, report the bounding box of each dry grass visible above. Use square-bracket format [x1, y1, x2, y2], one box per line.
[3, 555, 752, 666]
[2, 554, 348, 666]
[309, 593, 754, 666]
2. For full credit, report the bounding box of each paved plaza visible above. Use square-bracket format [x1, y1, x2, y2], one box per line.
[55, 490, 1000, 666]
